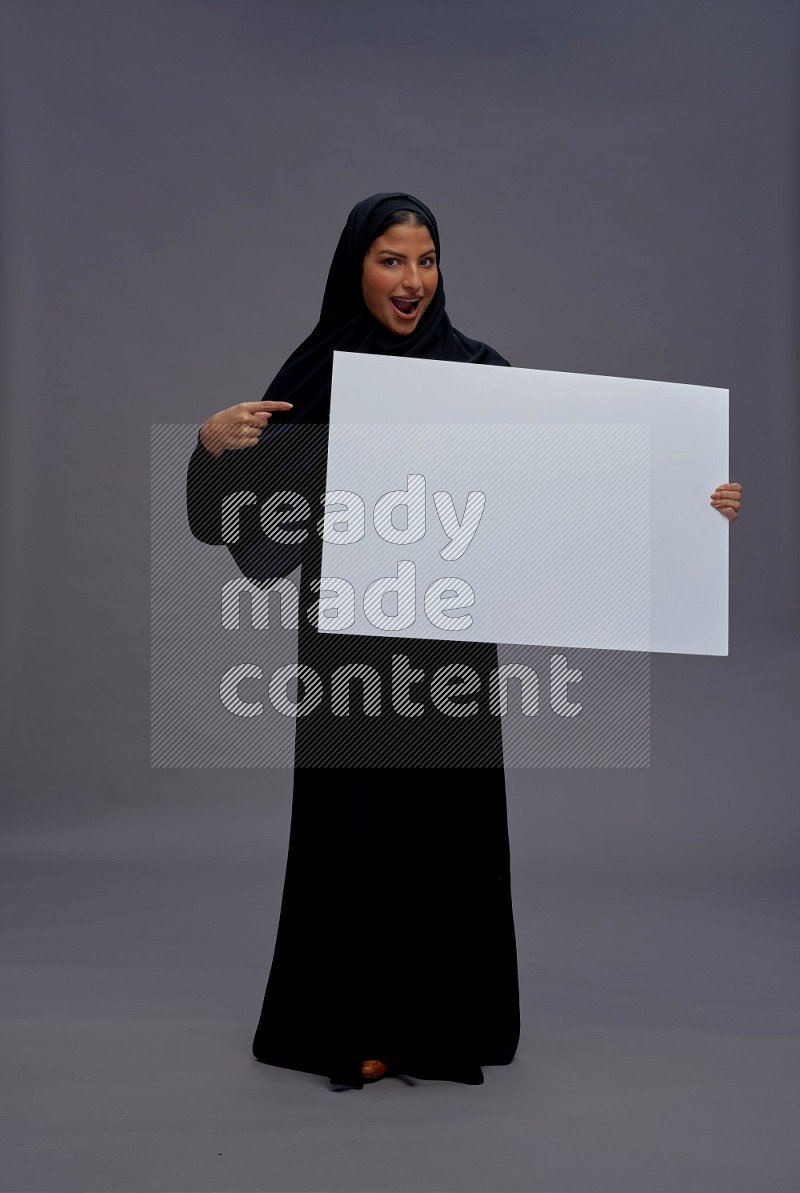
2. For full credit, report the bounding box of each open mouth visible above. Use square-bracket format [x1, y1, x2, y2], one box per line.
[390, 297, 422, 317]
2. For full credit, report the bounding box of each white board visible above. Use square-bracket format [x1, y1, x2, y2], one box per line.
[317, 351, 728, 655]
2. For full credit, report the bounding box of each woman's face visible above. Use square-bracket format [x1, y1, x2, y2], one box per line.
[361, 222, 438, 334]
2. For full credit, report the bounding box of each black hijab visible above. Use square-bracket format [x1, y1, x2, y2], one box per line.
[261, 191, 509, 426]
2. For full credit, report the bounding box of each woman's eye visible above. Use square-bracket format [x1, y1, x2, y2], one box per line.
[382, 257, 398, 267]
[421, 257, 436, 267]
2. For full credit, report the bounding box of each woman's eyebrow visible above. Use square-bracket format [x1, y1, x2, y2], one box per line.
[376, 248, 437, 259]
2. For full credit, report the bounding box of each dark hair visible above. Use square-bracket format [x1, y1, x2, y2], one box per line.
[372, 208, 432, 241]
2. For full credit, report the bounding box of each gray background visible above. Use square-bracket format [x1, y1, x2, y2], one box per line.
[1, 1, 798, 1190]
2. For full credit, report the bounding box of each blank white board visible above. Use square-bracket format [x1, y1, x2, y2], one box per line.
[317, 351, 728, 655]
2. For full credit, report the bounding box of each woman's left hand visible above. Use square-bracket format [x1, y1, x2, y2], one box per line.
[710, 482, 743, 522]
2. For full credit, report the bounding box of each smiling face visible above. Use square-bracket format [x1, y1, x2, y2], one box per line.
[361, 222, 438, 334]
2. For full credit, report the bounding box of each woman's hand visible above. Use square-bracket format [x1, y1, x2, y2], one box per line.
[199, 401, 294, 458]
[710, 482, 743, 523]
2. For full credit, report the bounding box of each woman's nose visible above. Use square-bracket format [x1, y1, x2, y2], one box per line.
[401, 266, 423, 293]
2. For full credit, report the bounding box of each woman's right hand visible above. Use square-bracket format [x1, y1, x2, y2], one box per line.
[199, 401, 294, 458]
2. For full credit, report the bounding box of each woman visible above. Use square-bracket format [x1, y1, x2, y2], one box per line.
[186, 192, 743, 1092]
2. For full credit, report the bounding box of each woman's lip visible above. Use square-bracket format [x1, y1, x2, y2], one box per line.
[389, 297, 422, 320]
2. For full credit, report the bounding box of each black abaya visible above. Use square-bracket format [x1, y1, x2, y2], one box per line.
[186, 193, 520, 1089]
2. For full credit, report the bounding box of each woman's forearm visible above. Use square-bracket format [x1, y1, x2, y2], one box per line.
[186, 422, 329, 584]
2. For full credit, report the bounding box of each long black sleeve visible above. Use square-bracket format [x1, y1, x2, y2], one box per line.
[186, 422, 329, 582]
[186, 433, 233, 545]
